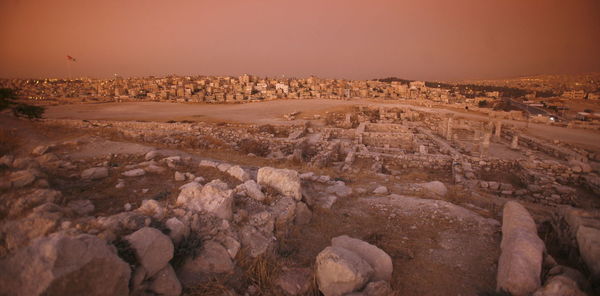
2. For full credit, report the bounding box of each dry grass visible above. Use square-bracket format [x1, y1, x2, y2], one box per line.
[185, 277, 236, 296]
[238, 138, 270, 157]
[236, 249, 281, 294]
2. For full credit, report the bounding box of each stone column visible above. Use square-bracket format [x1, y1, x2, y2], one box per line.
[495, 121, 502, 139]
[446, 117, 453, 140]
[481, 132, 491, 157]
[511, 135, 519, 150]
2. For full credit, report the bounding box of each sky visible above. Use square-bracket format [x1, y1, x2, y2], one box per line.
[1, 0, 599, 81]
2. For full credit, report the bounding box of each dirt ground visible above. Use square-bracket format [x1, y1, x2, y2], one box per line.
[1, 113, 510, 295]
[44, 99, 600, 152]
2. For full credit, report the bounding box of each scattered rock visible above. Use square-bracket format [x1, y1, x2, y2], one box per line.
[239, 180, 265, 201]
[149, 264, 182, 296]
[177, 240, 234, 287]
[81, 167, 109, 180]
[165, 217, 189, 244]
[372, 186, 388, 195]
[31, 145, 50, 156]
[125, 227, 174, 277]
[331, 235, 393, 282]
[176, 181, 203, 206]
[145, 150, 160, 161]
[9, 169, 37, 188]
[122, 168, 146, 177]
[174, 171, 186, 181]
[185, 179, 233, 220]
[294, 201, 312, 225]
[420, 181, 447, 197]
[327, 181, 353, 197]
[67, 199, 95, 216]
[276, 267, 313, 295]
[316, 246, 374, 296]
[239, 225, 273, 257]
[257, 167, 302, 200]
[145, 164, 166, 174]
[227, 165, 251, 182]
[575, 226, 600, 280]
[137, 199, 165, 220]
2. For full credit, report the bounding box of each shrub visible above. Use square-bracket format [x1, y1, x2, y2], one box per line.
[238, 138, 269, 157]
[0, 88, 45, 119]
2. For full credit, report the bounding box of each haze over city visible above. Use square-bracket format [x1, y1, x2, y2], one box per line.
[1, 0, 600, 80]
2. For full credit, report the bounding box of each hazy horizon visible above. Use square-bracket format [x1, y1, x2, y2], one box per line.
[2, 0, 599, 81]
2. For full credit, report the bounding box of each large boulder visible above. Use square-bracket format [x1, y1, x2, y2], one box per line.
[257, 167, 302, 200]
[533, 266, 588, 296]
[184, 179, 234, 220]
[177, 240, 234, 287]
[497, 201, 545, 296]
[2, 205, 62, 250]
[294, 201, 312, 225]
[165, 217, 189, 244]
[81, 167, 109, 180]
[275, 267, 313, 296]
[9, 169, 37, 188]
[176, 182, 203, 206]
[239, 225, 273, 257]
[575, 226, 600, 280]
[125, 227, 174, 277]
[149, 264, 182, 296]
[271, 196, 297, 226]
[316, 246, 374, 296]
[0, 233, 131, 296]
[331, 235, 393, 282]
[420, 181, 447, 197]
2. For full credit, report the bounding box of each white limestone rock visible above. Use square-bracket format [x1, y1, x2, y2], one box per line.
[257, 167, 302, 200]
[125, 227, 174, 277]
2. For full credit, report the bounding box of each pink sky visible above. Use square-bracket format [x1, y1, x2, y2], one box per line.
[1, 0, 599, 80]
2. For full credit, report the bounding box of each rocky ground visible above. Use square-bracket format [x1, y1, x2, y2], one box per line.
[0, 105, 599, 296]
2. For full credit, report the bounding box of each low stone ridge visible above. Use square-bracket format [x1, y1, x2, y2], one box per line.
[496, 201, 545, 296]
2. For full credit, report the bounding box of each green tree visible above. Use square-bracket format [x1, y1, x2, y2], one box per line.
[0, 88, 45, 119]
